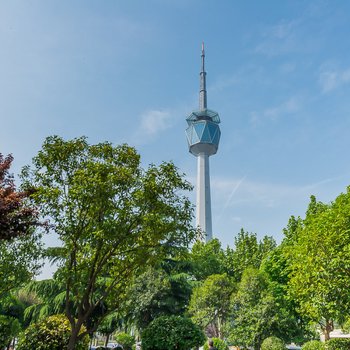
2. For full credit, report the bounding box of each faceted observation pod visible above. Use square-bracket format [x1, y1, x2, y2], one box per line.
[186, 108, 221, 157]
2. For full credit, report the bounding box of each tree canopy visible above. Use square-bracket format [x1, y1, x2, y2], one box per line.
[189, 273, 234, 338]
[0, 154, 42, 297]
[21, 136, 197, 349]
[0, 153, 39, 240]
[288, 191, 350, 340]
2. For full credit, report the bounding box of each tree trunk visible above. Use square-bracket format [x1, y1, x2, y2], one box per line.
[324, 319, 334, 341]
[104, 334, 110, 347]
[216, 317, 222, 339]
[67, 325, 82, 350]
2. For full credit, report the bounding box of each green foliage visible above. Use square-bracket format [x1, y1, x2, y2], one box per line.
[224, 229, 276, 282]
[342, 317, 350, 333]
[0, 233, 42, 297]
[190, 239, 225, 280]
[16, 314, 89, 350]
[0, 314, 20, 348]
[115, 332, 135, 350]
[260, 336, 285, 350]
[229, 268, 278, 350]
[127, 264, 192, 330]
[141, 315, 205, 350]
[261, 241, 316, 344]
[189, 273, 235, 338]
[22, 278, 66, 324]
[0, 292, 27, 347]
[302, 340, 325, 350]
[22, 136, 196, 347]
[325, 338, 350, 350]
[0, 153, 43, 296]
[288, 190, 350, 338]
[203, 338, 229, 350]
[97, 312, 122, 336]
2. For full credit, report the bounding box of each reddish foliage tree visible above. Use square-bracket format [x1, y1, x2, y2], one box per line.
[0, 153, 38, 240]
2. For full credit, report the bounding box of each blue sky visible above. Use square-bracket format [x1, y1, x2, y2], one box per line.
[1, 1, 350, 271]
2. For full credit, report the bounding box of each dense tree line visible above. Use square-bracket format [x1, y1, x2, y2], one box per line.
[1, 136, 350, 350]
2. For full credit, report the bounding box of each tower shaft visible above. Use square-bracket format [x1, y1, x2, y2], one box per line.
[196, 153, 212, 241]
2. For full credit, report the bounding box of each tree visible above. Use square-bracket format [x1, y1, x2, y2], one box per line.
[0, 292, 28, 348]
[224, 229, 276, 282]
[22, 279, 66, 324]
[229, 268, 279, 350]
[0, 153, 39, 240]
[0, 232, 42, 297]
[21, 136, 196, 349]
[98, 312, 123, 347]
[0, 154, 42, 296]
[141, 315, 205, 350]
[0, 314, 20, 349]
[115, 332, 135, 350]
[261, 217, 316, 344]
[288, 190, 350, 340]
[126, 264, 192, 330]
[189, 238, 225, 280]
[189, 274, 235, 338]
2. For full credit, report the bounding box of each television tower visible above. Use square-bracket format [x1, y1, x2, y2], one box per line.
[185, 43, 221, 242]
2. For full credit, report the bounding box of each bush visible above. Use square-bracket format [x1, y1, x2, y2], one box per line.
[342, 318, 350, 333]
[16, 314, 89, 350]
[261, 336, 285, 350]
[141, 315, 205, 350]
[116, 332, 135, 350]
[203, 338, 229, 350]
[303, 340, 325, 350]
[325, 338, 350, 350]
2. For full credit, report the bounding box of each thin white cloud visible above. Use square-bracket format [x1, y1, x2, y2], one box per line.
[250, 96, 301, 127]
[223, 176, 246, 209]
[254, 19, 301, 56]
[254, 2, 329, 57]
[269, 19, 299, 39]
[212, 174, 346, 212]
[319, 67, 350, 93]
[132, 109, 173, 145]
[212, 177, 293, 210]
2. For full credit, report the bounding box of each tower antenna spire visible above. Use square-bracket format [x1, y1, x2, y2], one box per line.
[199, 42, 207, 110]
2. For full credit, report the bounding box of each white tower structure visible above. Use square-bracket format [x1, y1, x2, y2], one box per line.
[185, 44, 221, 242]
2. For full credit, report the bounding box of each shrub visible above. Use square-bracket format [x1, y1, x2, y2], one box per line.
[303, 340, 325, 350]
[342, 318, 350, 333]
[141, 315, 205, 350]
[116, 332, 135, 350]
[16, 314, 89, 350]
[261, 336, 285, 350]
[203, 337, 229, 350]
[325, 338, 350, 350]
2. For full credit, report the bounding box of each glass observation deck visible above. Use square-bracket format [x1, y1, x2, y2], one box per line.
[186, 108, 221, 156]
